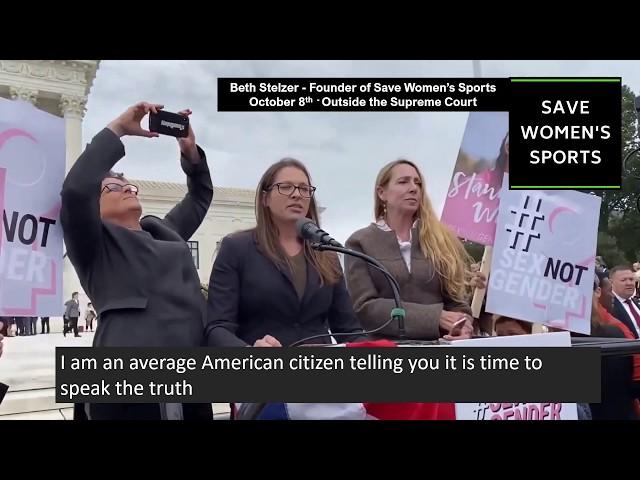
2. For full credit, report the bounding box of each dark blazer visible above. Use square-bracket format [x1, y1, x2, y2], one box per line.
[205, 230, 365, 347]
[61, 128, 213, 421]
[612, 297, 640, 340]
[60, 128, 213, 348]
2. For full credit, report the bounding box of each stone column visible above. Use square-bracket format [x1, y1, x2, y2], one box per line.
[60, 94, 86, 172]
[9, 86, 38, 104]
[59, 94, 88, 312]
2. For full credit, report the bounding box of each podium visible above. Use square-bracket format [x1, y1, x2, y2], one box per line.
[234, 337, 640, 420]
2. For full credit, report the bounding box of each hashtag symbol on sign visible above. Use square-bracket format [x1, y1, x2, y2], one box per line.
[505, 195, 545, 252]
[474, 403, 491, 420]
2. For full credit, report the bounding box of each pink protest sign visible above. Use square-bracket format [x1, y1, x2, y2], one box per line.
[440, 112, 509, 245]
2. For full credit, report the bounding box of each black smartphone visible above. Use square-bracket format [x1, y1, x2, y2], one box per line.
[149, 110, 189, 138]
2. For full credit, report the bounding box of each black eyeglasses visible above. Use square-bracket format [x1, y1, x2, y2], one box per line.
[101, 183, 139, 195]
[267, 183, 316, 198]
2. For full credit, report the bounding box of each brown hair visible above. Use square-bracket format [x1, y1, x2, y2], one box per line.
[374, 159, 473, 303]
[493, 315, 533, 334]
[254, 158, 341, 285]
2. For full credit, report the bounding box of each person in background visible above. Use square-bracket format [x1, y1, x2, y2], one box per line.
[85, 303, 97, 332]
[29, 316, 38, 336]
[0, 318, 8, 337]
[493, 316, 532, 336]
[597, 271, 615, 315]
[63, 292, 81, 338]
[345, 159, 474, 341]
[3, 317, 15, 337]
[633, 262, 640, 299]
[595, 256, 608, 276]
[206, 158, 365, 347]
[594, 271, 640, 417]
[610, 265, 640, 339]
[40, 316, 50, 334]
[466, 268, 490, 336]
[596, 271, 635, 337]
[16, 317, 26, 336]
[585, 276, 637, 420]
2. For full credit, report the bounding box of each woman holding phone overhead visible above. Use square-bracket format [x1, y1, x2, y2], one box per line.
[61, 102, 213, 420]
[345, 159, 474, 341]
[205, 158, 365, 347]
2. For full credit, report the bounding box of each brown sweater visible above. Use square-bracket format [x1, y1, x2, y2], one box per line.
[345, 223, 471, 340]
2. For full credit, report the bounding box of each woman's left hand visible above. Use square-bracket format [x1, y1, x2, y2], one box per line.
[443, 315, 474, 341]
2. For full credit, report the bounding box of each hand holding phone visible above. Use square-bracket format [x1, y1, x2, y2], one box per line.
[149, 109, 190, 138]
[107, 102, 163, 138]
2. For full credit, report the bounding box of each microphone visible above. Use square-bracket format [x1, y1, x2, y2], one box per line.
[295, 218, 343, 248]
[290, 221, 406, 347]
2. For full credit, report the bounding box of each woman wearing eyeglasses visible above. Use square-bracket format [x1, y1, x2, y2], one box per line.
[206, 158, 364, 347]
[61, 102, 213, 420]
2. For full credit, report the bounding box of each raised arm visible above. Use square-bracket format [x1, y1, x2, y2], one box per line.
[163, 109, 214, 241]
[60, 102, 162, 273]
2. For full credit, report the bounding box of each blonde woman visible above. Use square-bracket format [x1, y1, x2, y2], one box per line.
[345, 159, 473, 340]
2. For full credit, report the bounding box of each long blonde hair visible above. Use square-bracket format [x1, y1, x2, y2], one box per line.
[374, 159, 473, 302]
[254, 158, 341, 285]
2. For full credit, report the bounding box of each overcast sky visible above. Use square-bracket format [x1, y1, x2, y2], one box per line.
[82, 60, 640, 244]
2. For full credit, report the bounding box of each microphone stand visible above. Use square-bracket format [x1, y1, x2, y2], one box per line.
[309, 242, 406, 339]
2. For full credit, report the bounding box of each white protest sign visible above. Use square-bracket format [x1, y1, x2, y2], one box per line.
[486, 182, 601, 334]
[454, 332, 578, 420]
[0, 98, 64, 316]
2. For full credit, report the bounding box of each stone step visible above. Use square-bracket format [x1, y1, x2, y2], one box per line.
[0, 409, 68, 420]
[0, 388, 231, 419]
[0, 387, 71, 417]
